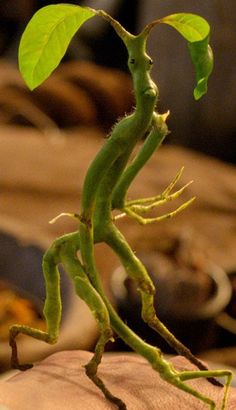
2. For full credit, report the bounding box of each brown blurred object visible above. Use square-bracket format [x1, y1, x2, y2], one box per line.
[0, 59, 133, 131]
[0, 279, 45, 341]
[56, 61, 135, 130]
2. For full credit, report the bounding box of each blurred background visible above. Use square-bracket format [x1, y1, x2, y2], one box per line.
[0, 0, 236, 374]
[1, 0, 236, 163]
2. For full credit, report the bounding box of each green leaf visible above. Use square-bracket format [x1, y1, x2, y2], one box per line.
[19, 5, 96, 90]
[160, 13, 213, 99]
[188, 39, 213, 100]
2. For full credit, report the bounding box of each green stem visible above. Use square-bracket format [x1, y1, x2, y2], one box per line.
[79, 222, 163, 366]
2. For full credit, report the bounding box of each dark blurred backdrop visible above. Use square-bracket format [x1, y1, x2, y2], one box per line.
[0, 0, 235, 163]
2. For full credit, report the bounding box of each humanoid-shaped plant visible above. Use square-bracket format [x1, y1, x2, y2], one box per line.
[9, 4, 232, 409]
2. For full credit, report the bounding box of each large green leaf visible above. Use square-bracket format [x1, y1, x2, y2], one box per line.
[19, 5, 96, 90]
[160, 13, 213, 100]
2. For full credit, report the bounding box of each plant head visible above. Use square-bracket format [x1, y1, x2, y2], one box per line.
[18, 5, 213, 102]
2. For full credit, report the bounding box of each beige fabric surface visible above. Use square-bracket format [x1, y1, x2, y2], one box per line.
[1, 351, 236, 410]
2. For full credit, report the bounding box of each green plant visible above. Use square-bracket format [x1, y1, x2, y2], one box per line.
[9, 4, 232, 409]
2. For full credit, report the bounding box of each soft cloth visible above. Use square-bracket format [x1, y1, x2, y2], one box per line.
[1, 351, 235, 409]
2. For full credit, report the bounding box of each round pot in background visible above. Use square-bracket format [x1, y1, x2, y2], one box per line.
[110, 241, 232, 354]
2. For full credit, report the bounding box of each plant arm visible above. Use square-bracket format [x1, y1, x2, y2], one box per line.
[111, 112, 169, 209]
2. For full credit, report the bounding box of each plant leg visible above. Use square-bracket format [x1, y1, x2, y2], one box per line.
[60, 238, 127, 410]
[9, 239, 63, 370]
[93, 298, 232, 410]
[74, 276, 126, 410]
[177, 368, 233, 410]
[105, 225, 221, 386]
[155, 355, 232, 410]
